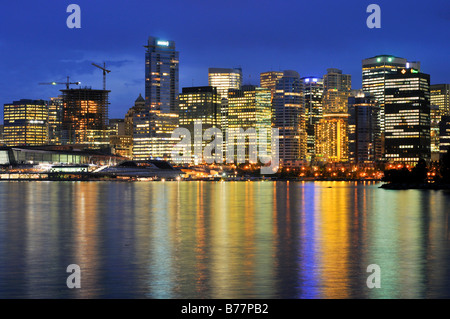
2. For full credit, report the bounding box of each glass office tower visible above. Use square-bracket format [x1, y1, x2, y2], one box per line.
[272, 70, 305, 165]
[145, 36, 179, 113]
[384, 68, 431, 164]
[3, 99, 49, 146]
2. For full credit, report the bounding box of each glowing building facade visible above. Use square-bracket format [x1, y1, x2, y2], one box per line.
[322, 68, 351, 114]
[178, 86, 221, 162]
[3, 99, 49, 147]
[227, 85, 272, 163]
[301, 76, 324, 162]
[384, 68, 431, 164]
[208, 68, 242, 100]
[362, 55, 420, 133]
[315, 114, 349, 163]
[61, 88, 110, 149]
[48, 97, 63, 145]
[133, 111, 179, 161]
[272, 70, 305, 165]
[260, 71, 284, 100]
[348, 92, 381, 165]
[145, 36, 179, 113]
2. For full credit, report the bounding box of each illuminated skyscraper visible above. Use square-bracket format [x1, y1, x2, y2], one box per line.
[322, 68, 351, 114]
[348, 92, 381, 165]
[430, 84, 450, 160]
[384, 68, 431, 164]
[440, 116, 450, 158]
[301, 76, 323, 162]
[208, 68, 242, 100]
[430, 84, 450, 116]
[178, 86, 221, 163]
[145, 36, 179, 113]
[273, 70, 305, 165]
[133, 111, 179, 160]
[48, 97, 63, 145]
[362, 55, 420, 133]
[260, 71, 284, 100]
[315, 114, 349, 163]
[61, 88, 110, 149]
[3, 99, 49, 146]
[227, 85, 272, 163]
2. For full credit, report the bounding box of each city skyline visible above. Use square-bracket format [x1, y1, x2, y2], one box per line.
[1, 0, 450, 120]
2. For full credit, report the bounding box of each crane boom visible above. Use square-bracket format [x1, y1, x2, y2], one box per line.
[39, 76, 80, 90]
[92, 62, 111, 91]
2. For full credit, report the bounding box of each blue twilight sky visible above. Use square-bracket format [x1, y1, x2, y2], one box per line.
[0, 0, 449, 120]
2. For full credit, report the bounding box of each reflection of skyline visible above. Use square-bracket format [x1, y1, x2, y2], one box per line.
[0, 181, 450, 298]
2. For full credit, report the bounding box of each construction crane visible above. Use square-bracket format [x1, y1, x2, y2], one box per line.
[39, 76, 81, 90]
[92, 62, 111, 91]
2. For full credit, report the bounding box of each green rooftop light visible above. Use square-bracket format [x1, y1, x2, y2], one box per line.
[377, 58, 382, 62]
[388, 57, 393, 62]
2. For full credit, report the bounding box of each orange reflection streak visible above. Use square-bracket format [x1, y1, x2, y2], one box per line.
[73, 182, 100, 298]
[317, 182, 350, 298]
[195, 181, 207, 293]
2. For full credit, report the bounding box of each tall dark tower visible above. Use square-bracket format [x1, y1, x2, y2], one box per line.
[145, 36, 179, 113]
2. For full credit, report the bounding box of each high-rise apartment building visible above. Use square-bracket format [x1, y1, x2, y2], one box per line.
[145, 36, 179, 113]
[272, 70, 305, 165]
[3, 99, 49, 147]
[61, 88, 110, 149]
[260, 71, 284, 100]
[322, 68, 351, 114]
[133, 111, 179, 160]
[48, 97, 63, 145]
[384, 68, 431, 164]
[430, 84, 450, 160]
[301, 76, 324, 162]
[208, 68, 242, 100]
[362, 55, 420, 133]
[440, 116, 450, 158]
[178, 86, 221, 163]
[348, 92, 381, 165]
[227, 85, 272, 163]
[315, 113, 349, 163]
[430, 84, 450, 116]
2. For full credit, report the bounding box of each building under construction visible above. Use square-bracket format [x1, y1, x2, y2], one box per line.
[61, 88, 110, 149]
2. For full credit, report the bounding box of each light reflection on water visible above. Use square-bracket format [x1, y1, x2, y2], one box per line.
[0, 181, 450, 298]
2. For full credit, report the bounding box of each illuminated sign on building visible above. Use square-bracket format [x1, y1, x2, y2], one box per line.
[157, 40, 169, 46]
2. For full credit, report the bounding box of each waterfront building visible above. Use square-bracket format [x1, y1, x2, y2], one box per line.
[132, 110, 179, 161]
[348, 91, 381, 165]
[301, 76, 324, 162]
[108, 119, 132, 158]
[315, 113, 349, 163]
[430, 84, 450, 116]
[272, 70, 305, 166]
[145, 36, 179, 113]
[384, 68, 431, 164]
[3, 99, 49, 147]
[48, 97, 63, 145]
[430, 84, 450, 160]
[440, 116, 450, 158]
[362, 55, 420, 134]
[260, 71, 284, 100]
[61, 88, 110, 149]
[227, 85, 272, 163]
[208, 67, 242, 100]
[322, 68, 351, 114]
[178, 86, 221, 163]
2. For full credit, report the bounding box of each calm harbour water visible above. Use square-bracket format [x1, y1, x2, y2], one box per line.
[0, 180, 450, 299]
